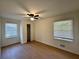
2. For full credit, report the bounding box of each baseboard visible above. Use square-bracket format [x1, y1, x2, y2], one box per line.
[1, 42, 21, 48]
[34, 40, 79, 56]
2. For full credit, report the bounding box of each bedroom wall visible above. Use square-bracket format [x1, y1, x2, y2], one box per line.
[20, 19, 35, 43]
[0, 18, 2, 54]
[1, 18, 21, 46]
[0, 18, 2, 47]
[35, 10, 79, 55]
[1, 17, 35, 46]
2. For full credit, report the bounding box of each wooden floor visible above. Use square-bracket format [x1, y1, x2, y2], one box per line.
[1, 41, 79, 59]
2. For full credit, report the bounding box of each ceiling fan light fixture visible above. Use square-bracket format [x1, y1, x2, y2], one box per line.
[30, 17, 35, 21]
[26, 15, 30, 17]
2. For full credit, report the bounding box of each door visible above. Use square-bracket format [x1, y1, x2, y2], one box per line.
[27, 24, 31, 42]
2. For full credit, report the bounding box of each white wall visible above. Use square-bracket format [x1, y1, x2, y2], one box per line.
[1, 18, 21, 46]
[20, 19, 35, 44]
[0, 18, 2, 54]
[0, 18, 2, 47]
[1, 17, 35, 46]
[35, 11, 79, 55]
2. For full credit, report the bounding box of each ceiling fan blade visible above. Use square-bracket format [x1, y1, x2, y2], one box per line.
[35, 10, 47, 14]
[27, 14, 34, 17]
[39, 17, 43, 19]
[34, 15, 39, 17]
[34, 17, 38, 19]
[14, 0, 30, 13]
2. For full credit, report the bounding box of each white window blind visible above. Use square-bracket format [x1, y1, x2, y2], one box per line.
[54, 20, 74, 41]
[5, 23, 17, 38]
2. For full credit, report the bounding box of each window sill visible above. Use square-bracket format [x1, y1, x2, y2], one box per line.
[6, 36, 17, 39]
[54, 37, 73, 42]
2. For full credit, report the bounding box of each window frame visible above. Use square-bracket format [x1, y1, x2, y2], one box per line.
[5, 23, 18, 38]
[53, 18, 74, 42]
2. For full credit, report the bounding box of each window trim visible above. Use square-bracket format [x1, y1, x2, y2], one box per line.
[5, 23, 18, 39]
[53, 18, 74, 42]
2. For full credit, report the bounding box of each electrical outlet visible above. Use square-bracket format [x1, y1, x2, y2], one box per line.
[60, 44, 65, 47]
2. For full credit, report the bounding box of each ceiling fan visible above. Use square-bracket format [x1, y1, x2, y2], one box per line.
[2, 0, 46, 21]
[26, 14, 39, 21]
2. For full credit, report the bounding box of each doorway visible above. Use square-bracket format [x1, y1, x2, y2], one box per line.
[27, 24, 31, 42]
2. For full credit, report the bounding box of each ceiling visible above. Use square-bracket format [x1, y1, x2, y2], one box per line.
[0, 0, 79, 20]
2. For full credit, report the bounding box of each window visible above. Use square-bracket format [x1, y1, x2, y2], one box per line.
[54, 20, 74, 41]
[5, 23, 17, 38]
